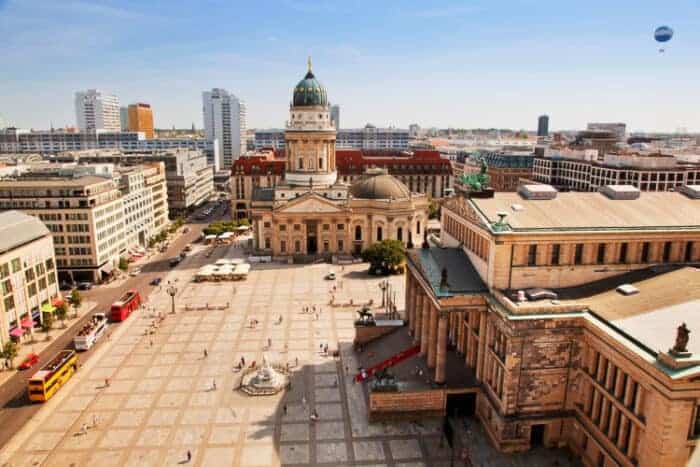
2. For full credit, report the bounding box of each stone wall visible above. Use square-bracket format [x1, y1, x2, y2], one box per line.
[369, 389, 445, 421]
[354, 323, 403, 345]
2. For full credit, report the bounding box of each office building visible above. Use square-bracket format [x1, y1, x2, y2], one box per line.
[74, 89, 121, 132]
[363, 185, 700, 466]
[330, 104, 340, 130]
[119, 107, 129, 131]
[587, 122, 626, 141]
[537, 114, 549, 137]
[0, 211, 60, 346]
[127, 103, 154, 139]
[254, 126, 410, 151]
[533, 149, 700, 192]
[253, 129, 286, 150]
[202, 88, 247, 169]
[58, 149, 214, 216]
[0, 128, 218, 167]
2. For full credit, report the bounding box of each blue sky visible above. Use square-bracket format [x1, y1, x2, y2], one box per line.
[1, 0, 698, 132]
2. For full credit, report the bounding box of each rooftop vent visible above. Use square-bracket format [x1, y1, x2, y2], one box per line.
[600, 185, 640, 200]
[518, 184, 557, 200]
[679, 185, 700, 199]
[616, 284, 639, 296]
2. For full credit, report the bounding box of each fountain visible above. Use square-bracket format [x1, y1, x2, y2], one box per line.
[239, 355, 291, 396]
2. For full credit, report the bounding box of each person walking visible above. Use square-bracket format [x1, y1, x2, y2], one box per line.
[186, 450, 192, 462]
[283, 404, 288, 416]
[267, 337, 272, 349]
[203, 349, 208, 358]
[212, 379, 217, 391]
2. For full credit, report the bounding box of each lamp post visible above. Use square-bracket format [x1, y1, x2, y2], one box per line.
[166, 283, 177, 314]
[379, 280, 387, 308]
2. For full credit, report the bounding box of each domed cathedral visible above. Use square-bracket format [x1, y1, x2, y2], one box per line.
[249, 59, 428, 259]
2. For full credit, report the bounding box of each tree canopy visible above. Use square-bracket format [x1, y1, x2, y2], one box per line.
[203, 218, 250, 236]
[361, 240, 406, 275]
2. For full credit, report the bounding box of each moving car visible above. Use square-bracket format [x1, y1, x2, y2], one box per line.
[19, 353, 39, 370]
[150, 277, 162, 286]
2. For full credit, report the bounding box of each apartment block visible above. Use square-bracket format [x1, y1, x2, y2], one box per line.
[127, 103, 155, 139]
[0, 211, 60, 347]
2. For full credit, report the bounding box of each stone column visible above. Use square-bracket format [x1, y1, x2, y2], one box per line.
[413, 292, 423, 346]
[406, 276, 415, 333]
[427, 306, 438, 369]
[420, 295, 430, 356]
[435, 311, 449, 384]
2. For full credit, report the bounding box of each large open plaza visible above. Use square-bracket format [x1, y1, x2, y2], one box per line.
[0, 239, 575, 466]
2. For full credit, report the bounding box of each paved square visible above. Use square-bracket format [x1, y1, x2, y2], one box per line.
[0, 243, 577, 467]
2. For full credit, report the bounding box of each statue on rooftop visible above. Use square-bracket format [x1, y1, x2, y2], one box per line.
[673, 323, 691, 354]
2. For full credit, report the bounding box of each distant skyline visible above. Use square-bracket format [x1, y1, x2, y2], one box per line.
[1, 0, 699, 133]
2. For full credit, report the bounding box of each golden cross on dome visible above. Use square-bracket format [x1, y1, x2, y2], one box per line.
[307, 56, 312, 73]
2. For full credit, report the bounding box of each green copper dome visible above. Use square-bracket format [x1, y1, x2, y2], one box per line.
[292, 58, 328, 107]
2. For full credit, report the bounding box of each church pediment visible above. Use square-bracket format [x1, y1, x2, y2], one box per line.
[276, 193, 344, 214]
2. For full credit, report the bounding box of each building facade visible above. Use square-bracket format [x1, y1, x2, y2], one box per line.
[254, 127, 410, 151]
[533, 151, 700, 192]
[0, 211, 60, 347]
[74, 89, 121, 132]
[248, 61, 428, 257]
[330, 105, 340, 131]
[457, 151, 535, 192]
[231, 148, 451, 220]
[391, 185, 700, 466]
[117, 164, 169, 247]
[203, 88, 247, 169]
[127, 103, 155, 139]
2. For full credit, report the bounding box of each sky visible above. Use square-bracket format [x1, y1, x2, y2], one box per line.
[1, 0, 699, 133]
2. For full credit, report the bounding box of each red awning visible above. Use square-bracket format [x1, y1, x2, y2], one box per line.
[9, 327, 23, 337]
[21, 317, 33, 329]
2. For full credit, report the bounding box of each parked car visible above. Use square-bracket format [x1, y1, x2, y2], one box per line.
[150, 277, 162, 286]
[59, 281, 74, 291]
[169, 257, 181, 267]
[77, 282, 93, 290]
[129, 268, 142, 277]
[18, 353, 39, 370]
[325, 272, 336, 280]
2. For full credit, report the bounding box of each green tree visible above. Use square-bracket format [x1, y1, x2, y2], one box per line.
[428, 199, 440, 219]
[238, 218, 250, 226]
[55, 303, 69, 328]
[70, 289, 83, 318]
[42, 313, 54, 339]
[361, 240, 406, 275]
[2, 341, 18, 369]
[118, 257, 129, 271]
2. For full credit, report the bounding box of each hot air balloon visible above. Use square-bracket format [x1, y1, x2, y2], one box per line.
[654, 26, 674, 53]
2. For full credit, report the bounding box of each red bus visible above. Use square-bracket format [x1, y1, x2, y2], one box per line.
[110, 289, 141, 322]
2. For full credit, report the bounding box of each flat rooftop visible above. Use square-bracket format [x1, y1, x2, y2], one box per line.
[470, 191, 700, 231]
[0, 175, 109, 187]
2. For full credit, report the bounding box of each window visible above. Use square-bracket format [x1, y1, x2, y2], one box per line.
[263, 222, 271, 229]
[298, 158, 303, 169]
[376, 226, 383, 242]
[596, 244, 606, 264]
[39, 277, 47, 291]
[693, 405, 700, 438]
[355, 225, 362, 241]
[45, 258, 54, 271]
[28, 283, 37, 297]
[550, 244, 560, 265]
[663, 241, 672, 262]
[3, 296, 14, 311]
[279, 224, 286, 232]
[25, 269, 35, 282]
[11, 258, 20, 273]
[295, 240, 301, 253]
[323, 240, 329, 252]
[527, 245, 537, 266]
[35, 263, 45, 276]
[48, 272, 56, 285]
[337, 224, 345, 231]
[1, 280, 11, 295]
[293, 224, 301, 231]
[0, 263, 8, 279]
[280, 241, 286, 253]
[318, 157, 323, 169]
[337, 240, 344, 251]
[641, 242, 650, 263]
[416, 221, 421, 234]
[397, 227, 403, 242]
[686, 242, 694, 262]
[619, 243, 628, 263]
[264, 237, 271, 249]
[574, 244, 583, 265]
[322, 224, 330, 231]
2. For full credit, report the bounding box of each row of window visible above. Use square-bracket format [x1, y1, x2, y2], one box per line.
[443, 215, 489, 261]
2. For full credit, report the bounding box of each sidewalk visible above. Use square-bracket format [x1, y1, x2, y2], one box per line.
[0, 300, 97, 386]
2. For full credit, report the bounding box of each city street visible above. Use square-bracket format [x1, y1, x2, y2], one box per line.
[0, 205, 218, 451]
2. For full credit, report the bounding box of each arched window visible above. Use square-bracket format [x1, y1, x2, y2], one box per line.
[318, 157, 323, 169]
[355, 225, 362, 241]
[298, 158, 303, 170]
[377, 226, 383, 242]
[397, 227, 403, 242]
[416, 221, 421, 234]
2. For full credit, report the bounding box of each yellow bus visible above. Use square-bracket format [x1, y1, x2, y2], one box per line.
[27, 350, 78, 402]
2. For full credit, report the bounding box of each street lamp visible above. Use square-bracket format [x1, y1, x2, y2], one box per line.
[379, 280, 388, 307]
[166, 283, 177, 314]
